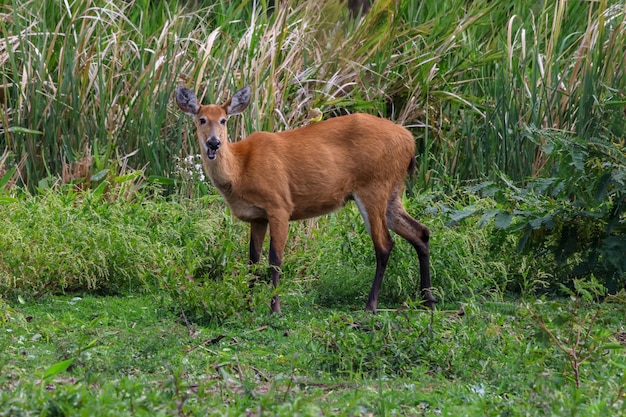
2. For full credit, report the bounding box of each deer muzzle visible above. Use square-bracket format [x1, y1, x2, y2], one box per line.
[205, 137, 221, 160]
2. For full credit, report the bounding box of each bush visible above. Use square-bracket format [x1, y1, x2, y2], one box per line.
[0, 187, 221, 298]
[453, 132, 626, 294]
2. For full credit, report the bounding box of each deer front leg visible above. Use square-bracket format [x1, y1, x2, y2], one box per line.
[249, 220, 268, 264]
[268, 213, 289, 314]
[248, 220, 268, 295]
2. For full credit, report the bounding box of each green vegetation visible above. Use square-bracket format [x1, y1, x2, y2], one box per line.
[2, 288, 626, 415]
[1, 185, 624, 414]
[1, 0, 625, 414]
[2, 0, 624, 185]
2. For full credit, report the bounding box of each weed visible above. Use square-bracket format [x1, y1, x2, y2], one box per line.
[526, 278, 626, 389]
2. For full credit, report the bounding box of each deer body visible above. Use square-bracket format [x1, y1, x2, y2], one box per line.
[176, 86, 435, 313]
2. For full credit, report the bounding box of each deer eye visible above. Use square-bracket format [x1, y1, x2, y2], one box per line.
[198, 118, 207, 125]
[220, 118, 227, 125]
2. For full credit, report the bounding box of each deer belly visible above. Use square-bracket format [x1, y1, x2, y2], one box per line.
[290, 196, 347, 220]
[229, 201, 267, 222]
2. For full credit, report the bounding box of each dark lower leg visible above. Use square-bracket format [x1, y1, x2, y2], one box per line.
[365, 241, 393, 312]
[249, 221, 267, 264]
[416, 245, 435, 309]
[388, 205, 436, 309]
[411, 223, 435, 309]
[248, 221, 268, 291]
[268, 242, 282, 314]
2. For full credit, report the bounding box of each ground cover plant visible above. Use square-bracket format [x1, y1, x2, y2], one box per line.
[1, 284, 626, 415]
[1, 0, 625, 415]
[1, 186, 625, 415]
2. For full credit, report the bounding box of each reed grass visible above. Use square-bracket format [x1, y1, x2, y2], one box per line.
[0, 0, 624, 192]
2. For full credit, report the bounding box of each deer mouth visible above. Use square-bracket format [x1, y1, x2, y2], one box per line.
[206, 148, 218, 160]
[205, 139, 220, 160]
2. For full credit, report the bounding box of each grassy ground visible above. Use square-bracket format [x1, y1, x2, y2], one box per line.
[2, 292, 626, 416]
[0, 186, 625, 415]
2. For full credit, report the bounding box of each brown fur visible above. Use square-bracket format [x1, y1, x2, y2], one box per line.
[176, 86, 435, 313]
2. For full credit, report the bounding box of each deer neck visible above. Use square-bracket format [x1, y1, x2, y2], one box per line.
[202, 141, 240, 196]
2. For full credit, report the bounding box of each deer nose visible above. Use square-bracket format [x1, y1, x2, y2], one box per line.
[206, 137, 220, 150]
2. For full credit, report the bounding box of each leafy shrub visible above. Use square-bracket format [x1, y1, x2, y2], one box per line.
[156, 213, 273, 325]
[160, 265, 271, 326]
[0, 187, 223, 298]
[457, 132, 626, 294]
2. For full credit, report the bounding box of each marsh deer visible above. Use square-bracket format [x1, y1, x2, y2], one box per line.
[175, 85, 435, 313]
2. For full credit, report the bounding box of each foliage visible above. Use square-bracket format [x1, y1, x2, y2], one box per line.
[0, 185, 223, 299]
[1, 294, 625, 416]
[452, 130, 626, 294]
[1, 0, 624, 190]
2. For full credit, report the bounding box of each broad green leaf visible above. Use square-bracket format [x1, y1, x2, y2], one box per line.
[114, 171, 143, 183]
[569, 148, 585, 171]
[466, 181, 494, 193]
[478, 209, 499, 228]
[93, 181, 108, 196]
[43, 359, 73, 380]
[7, 126, 43, 135]
[37, 177, 51, 191]
[529, 215, 554, 229]
[148, 175, 176, 185]
[448, 209, 476, 224]
[0, 166, 16, 189]
[494, 212, 513, 229]
[91, 169, 110, 182]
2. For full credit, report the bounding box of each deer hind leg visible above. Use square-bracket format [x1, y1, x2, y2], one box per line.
[354, 193, 394, 312]
[386, 192, 436, 309]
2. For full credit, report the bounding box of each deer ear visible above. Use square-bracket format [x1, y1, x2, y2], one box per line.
[175, 87, 200, 115]
[225, 86, 251, 116]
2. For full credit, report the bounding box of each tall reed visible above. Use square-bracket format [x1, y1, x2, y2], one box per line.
[0, 0, 624, 192]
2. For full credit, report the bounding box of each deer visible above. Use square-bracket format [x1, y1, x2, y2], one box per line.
[175, 85, 436, 314]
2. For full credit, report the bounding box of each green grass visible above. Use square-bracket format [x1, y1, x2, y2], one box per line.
[0, 187, 625, 415]
[2, 293, 625, 416]
[0, 187, 223, 297]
